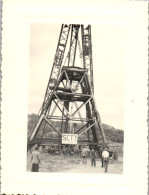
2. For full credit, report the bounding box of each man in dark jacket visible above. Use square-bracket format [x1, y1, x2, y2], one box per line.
[100, 146, 104, 167]
[90, 148, 96, 167]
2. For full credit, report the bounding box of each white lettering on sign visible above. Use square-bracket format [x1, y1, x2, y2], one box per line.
[62, 134, 78, 144]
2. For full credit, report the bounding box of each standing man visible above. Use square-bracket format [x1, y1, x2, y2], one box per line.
[82, 146, 88, 165]
[100, 146, 104, 167]
[90, 148, 96, 167]
[102, 147, 110, 172]
[31, 146, 41, 172]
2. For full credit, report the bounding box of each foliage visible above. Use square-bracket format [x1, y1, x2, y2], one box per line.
[28, 114, 124, 143]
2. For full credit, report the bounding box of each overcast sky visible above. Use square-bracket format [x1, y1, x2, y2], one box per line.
[28, 23, 125, 130]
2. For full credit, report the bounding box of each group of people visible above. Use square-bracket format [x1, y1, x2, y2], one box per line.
[81, 146, 110, 172]
[30, 145, 110, 173]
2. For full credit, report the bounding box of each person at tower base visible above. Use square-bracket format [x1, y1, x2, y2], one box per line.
[102, 147, 110, 173]
[81, 146, 89, 165]
[100, 146, 104, 167]
[90, 148, 96, 167]
[31, 146, 41, 172]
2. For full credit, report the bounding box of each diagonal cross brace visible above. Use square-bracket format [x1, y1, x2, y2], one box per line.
[73, 72, 86, 94]
[71, 97, 92, 118]
[44, 117, 62, 136]
[74, 122, 89, 134]
[78, 122, 96, 136]
[53, 99, 67, 117]
[54, 93, 70, 116]
[64, 71, 73, 92]
[74, 101, 84, 125]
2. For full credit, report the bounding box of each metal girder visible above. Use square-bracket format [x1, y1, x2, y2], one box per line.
[63, 101, 69, 133]
[71, 97, 92, 118]
[64, 71, 73, 92]
[42, 66, 65, 114]
[74, 101, 84, 125]
[50, 101, 57, 116]
[53, 99, 67, 117]
[73, 72, 86, 94]
[42, 24, 71, 111]
[78, 122, 96, 136]
[47, 116, 93, 122]
[86, 73, 107, 145]
[44, 117, 62, 136]
[29, 113, 45, 141]
[54, 93, 70, 116]
[81, 25, 94, 93]
[68, 25, 80, 67]
[74, 122, 89, 134]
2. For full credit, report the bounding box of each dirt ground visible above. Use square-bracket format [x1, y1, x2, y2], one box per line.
[27, 151, 123, 174]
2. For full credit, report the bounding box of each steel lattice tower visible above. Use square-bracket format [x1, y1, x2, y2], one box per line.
[28, 24, 107, 148]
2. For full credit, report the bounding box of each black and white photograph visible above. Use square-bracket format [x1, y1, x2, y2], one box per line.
[27, 24, 125, 174]
[1, 1, 148, 195]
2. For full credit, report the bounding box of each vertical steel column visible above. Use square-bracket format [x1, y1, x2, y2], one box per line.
[68, 25, 80, 67]
[81, 25, 94, 93]
[63, 101, 69, 133]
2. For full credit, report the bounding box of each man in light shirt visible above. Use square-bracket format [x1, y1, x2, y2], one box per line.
[31, 146, 41, 172]
[82, 146, 90, 165]
[102, 147, 110, 172]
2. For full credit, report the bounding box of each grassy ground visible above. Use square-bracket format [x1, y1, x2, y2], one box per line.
[27, 151, 123, 174]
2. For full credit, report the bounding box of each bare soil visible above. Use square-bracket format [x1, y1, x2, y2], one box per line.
[27, 151, 123, 174]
